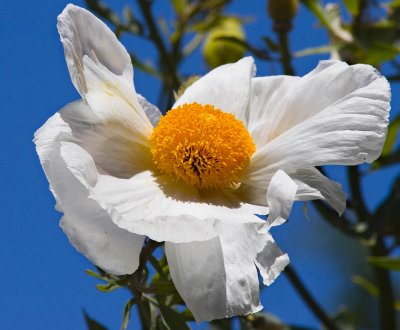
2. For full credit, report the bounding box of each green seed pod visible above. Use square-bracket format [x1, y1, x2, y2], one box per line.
[267, 0, 298, 22]
[203, 17, 246, 69]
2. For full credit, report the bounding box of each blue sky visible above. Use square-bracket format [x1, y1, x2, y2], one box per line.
[0, 1, 399, 329]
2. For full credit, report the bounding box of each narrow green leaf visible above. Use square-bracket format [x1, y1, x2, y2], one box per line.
[148, 254, 167, 279]
[121, 298, 139, 330]
[382, 115, 400, 156]
[343, 0, 361, 15]
[294, 44, 340, 57]
[299, 0, 330, 28]
[96, 282, 120, 293]
[137, 299, 153, 330]
[170, 0, 187, 16]
[159, 304, 190, 330]
[150, 280, 177, 295]
[368, 257, 400, 271]
[85, 269, 107, 281]
[83, 310, 108, 330]
[352, 275, 379, 297]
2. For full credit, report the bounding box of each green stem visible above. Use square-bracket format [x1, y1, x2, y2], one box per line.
[276, 28, 295, 75]
[347, 166, 396, 329]
[136, 0, 181, 108]
[371, 236, 397, 329]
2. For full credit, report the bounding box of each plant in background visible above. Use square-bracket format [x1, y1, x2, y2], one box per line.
[34, 0, 400, 329]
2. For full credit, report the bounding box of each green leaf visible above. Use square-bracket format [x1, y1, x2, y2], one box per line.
[352, 275, 379, 297]
[148, 254, 168, 280]
[363, 42, 400, 65]
[263, 36, 280, 52]
[150, 279, 177, 295]
[170, 0, 187, 16]
[299, 0, 330, 28]
[159, 304, 190, 330]
[96, 282, 120, 293]
[368, 257, 400, 271]
[137, 299, 153, 330]
[83, 310, 108, 330]
[85, 269, 107, 281]
[343, 0, 361, 15]
[382, 115, 400, 157]
[294, 44, 341, 57]
[121, 298, 139, 330]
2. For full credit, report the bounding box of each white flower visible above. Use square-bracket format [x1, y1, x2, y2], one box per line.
[34, 4, 390, 322]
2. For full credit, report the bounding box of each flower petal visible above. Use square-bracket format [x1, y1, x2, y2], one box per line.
[165, 223, 263, 322]
[58, 4, 132, 96]
[254, 231, 289, 286]
[90, 171, 267, 243]
[247, 76, 300, 148]
[49, 100, 152, 178]
[289, 167, 346, 215]
[137, 94, 162, 126]
[58, 4, 153, 143]
[246, 61, 390, 187]
[266, 170, 298, 227]
[34, 116, 145, 275]
[173, 57, 255, 125]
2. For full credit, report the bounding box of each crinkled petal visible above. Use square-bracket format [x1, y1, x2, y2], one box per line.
[34, 118, 145, 275]
[137, 94, 162, 126]
[266, 170, 298, 227]
[247, 76, 300, 148]
[90, 171, 267, 243]
[165, 223, 264, 322]
[254, 231, 289, 286]
[47, 100, 152, 178]
[246, 61, 390, 187]
[289, 167, 346, 215]
[173, 57, 255, 125]
[58, 4, 153, 143]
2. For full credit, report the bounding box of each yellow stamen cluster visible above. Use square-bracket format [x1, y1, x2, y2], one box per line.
[150, 102, 255, 190]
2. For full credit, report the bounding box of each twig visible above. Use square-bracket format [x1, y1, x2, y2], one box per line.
[285, 265, 339, 330]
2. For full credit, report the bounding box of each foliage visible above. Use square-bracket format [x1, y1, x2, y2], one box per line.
[81, 0, 400, 329]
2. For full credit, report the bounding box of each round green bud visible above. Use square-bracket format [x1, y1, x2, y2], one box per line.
[267, 0, 298, 22]
[203, 17, 246, 69]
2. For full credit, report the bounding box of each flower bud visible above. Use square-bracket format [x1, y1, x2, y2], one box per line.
[203, 17, 246, 69]
[267, 0, 298, 23]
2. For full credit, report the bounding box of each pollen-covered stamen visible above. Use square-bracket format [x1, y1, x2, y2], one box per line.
[150, 103, 255, 190]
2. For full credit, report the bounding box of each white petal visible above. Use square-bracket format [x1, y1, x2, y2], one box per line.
[165, 223, 263, 322]
[247, 76, 300, 148]
[266, 170, 298, 227]
[173, 57, 255, 125]
[137, 94, 162, 126]
[254, 231, 289, 286]
[58, 4, 132, 96]
[246, 61, 390, 186]
[58, 4, 153, 143]
[90, 171, 267, 243]
[47, 100, 152, 178]
[34, 116, 145, 275]
[289, 167, 346, 215]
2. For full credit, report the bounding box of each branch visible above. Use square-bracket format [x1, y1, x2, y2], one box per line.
[285, 265, 339, 330]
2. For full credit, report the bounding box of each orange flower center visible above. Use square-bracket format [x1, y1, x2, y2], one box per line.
[150, 103, 255, 190]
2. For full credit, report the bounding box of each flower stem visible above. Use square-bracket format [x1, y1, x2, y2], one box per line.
[347, 166, 397, 330]
[285, 265, 339, 330]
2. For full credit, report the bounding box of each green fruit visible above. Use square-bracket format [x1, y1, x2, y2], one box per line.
[203, 17, 246, 68]
[268, 0, 298, 22]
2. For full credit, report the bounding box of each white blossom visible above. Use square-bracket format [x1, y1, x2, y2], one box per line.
[34, 4, 390, 322]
